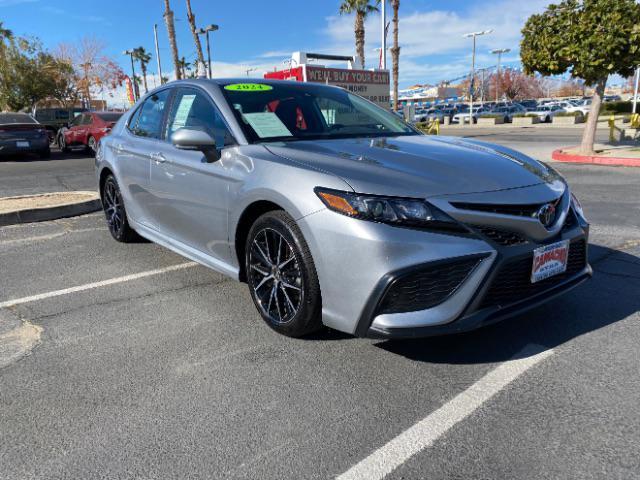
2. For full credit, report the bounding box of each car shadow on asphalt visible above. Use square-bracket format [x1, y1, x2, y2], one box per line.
[374, 244, 640, 364]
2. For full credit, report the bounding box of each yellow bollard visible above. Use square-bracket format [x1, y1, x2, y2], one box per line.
[609, 115, 616, 143]
[427, 119, 440, 135]
[631, 113, 640, 129]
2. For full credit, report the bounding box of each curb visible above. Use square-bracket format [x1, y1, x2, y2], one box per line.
[0, 192, 101, 227]
[552, 148, 640, 167]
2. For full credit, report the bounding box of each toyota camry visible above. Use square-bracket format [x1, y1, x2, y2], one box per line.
[95, 79, 591, 338]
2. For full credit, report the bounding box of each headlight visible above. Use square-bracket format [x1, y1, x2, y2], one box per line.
[315, 188, 465, 232]
[571, 192, 587, 222]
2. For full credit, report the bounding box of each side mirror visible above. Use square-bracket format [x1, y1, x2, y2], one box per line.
[171, 128, 220, 162]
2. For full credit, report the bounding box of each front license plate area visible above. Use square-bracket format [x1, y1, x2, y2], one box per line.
[531, 240, 569, 283]
[16, 141, 30, 148]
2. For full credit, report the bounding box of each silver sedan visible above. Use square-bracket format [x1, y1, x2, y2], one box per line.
[96, 79, 591, 338]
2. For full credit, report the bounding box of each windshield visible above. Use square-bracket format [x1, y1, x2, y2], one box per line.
[0, 113, 37, 124]
[97, 113, 123, 122]
[220, 82, 417, 143]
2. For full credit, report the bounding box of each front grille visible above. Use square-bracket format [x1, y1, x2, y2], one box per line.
[472, 225, 528, 246]
[452, 198, 561, 218]
[480, 239, 587, 309]
[378, 256, 483, 315]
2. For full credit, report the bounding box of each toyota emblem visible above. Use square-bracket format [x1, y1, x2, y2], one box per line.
[537, 203, 556, 228]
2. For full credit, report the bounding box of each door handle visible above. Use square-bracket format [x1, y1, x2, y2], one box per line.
[151, 152, 167, 164]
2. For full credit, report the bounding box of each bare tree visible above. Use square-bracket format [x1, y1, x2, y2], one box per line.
[163, 0, 182, 80]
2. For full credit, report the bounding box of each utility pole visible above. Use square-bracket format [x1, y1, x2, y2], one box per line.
[381, 0, 387, 70]
[153, 24, 164, 85]
[633, 66, 640, 115]
[490, 48, 510, 102]
[463, 30, 492, 125]
[197, 24, 219, 79]
[123, 50, 138, 101]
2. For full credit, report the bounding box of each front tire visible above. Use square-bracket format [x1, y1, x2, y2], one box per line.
[102, 174, 138, 243]
[87, 136, 97, 154]
[245, 211, 322, 337]
[59, 134, 70, 153]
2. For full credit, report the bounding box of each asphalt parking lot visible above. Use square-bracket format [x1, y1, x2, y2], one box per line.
[1, 128, 639, 479]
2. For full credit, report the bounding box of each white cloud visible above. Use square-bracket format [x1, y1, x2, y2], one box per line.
[321, 0, 551, 85]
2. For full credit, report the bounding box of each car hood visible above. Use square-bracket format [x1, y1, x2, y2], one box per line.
[265, 135, 562, 198]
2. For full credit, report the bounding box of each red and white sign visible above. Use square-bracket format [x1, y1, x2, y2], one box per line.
[531, 240, 569, 283]
[265, 64, 390, 109]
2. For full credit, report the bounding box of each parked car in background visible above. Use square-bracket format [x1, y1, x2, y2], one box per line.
[59, 111, 123, 154]
[34, 107, 86, 143]
[479, 104, 525, 123]
[527, 105, 563, 123]
[452, 106, 487, 124]
[0, 112, 50, 159]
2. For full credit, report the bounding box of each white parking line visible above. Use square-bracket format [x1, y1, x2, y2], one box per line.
[0, 262, 198, 309]
[336, 345, 553, 480]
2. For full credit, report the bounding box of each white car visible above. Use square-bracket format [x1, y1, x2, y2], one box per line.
[527, 105, 563, 123]
[452, 107, 486, 124]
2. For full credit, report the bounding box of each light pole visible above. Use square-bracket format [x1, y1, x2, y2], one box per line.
[463, 29, 492, 124]
[245, 67, 257, 77]
[123, 50, 138, 101]
[153, 24, 164, 85]
[633, 66, 640, 115]
[197, 24, 219, 79]
[381, 0, 387, 70]
[490, 48, 511, 102]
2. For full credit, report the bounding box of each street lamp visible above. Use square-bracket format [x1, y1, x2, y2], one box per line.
[197, 24, 219, 79]
[123, 49, 138, 101]
[490, 48, 511, 102]
[245, 67, 257, 77]
[463, 29, 493, 124]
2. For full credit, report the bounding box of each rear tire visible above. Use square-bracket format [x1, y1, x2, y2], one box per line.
[102, 174, 139, 243]
[245, 211, 322, 337]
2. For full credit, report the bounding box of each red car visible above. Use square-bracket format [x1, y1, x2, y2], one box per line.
[59, 111, 123, 154]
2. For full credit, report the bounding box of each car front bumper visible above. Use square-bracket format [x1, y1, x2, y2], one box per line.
[297, 199, 590, 338]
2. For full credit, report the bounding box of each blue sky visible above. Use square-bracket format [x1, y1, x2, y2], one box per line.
[2, 0, 552, 88]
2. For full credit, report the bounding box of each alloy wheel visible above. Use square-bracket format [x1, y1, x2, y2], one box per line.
[248, 228, 303, 325]
[103, 178, 124, 237]
[88, 136, 96, 152]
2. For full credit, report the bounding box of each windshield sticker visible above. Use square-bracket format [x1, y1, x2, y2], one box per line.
[243, 112, 292, 138]
[171, 94, 196, 131]
[224, 83, 273, 92]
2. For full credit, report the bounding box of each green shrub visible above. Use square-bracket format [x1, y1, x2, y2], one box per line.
[600, 101, 633, 114]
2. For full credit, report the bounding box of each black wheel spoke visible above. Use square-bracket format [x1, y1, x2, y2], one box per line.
[248, 227, 303, 325]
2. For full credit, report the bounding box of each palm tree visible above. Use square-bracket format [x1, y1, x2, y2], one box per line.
[339, 0, 380, 69]
[185, 0, 206, 74]
[177, 57, 191, 78]
[133, 47, 152, 93]
[0, 21, 13, 58]
[390, 0, 400, 111]
[163, 0, 182, 80]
